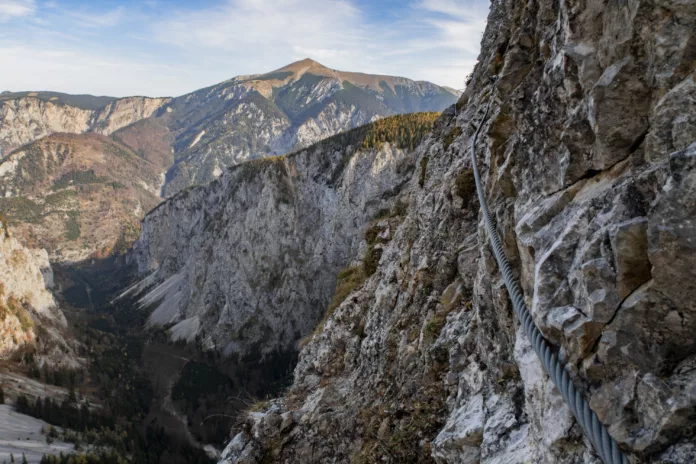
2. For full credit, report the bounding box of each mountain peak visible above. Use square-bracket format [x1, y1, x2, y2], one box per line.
[293, 58, 326, 67]
[274, 58, 334, 76]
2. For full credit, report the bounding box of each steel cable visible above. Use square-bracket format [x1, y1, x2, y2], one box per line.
[468, 89, 628, 464]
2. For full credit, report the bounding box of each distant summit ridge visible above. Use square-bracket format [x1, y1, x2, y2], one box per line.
[250, 58, 459, 96]
[161, 57, 460, 194]
[0, 58, 459, 197]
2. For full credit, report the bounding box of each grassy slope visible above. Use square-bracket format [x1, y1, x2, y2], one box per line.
[0, 133, 166, 259]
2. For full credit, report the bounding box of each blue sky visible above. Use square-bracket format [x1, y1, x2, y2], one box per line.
[0, 0, 490, 97]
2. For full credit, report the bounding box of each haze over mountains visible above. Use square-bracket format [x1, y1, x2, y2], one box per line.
[0, 59, 458, 260]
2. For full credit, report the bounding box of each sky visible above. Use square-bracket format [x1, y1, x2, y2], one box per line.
[0, 0, 490, 97]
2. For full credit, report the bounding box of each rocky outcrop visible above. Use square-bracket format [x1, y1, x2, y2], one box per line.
[0, 95, 170, 157]
[0, 98, 93, 157]
[0, 220, 76, 367]
[217, 0, 696, 462]
[89, 96, 171, 135]
[126, 114, 438, 360]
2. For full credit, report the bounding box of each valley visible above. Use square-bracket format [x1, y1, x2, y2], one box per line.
[1, 0, 695, 461]
[0, 108, 442, 462]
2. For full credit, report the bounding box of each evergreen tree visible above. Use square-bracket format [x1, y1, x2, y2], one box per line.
[15, 394, 29, 414]
[0, 385, 4, 404]
[34, 397, 43, 417]
[68, 385, 77, 404]
[21, 454, 27, 464]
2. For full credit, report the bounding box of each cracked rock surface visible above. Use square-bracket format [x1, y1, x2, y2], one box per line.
[216, 0, 696, 462]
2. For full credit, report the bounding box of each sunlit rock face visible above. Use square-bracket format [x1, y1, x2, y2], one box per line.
[0, 93, 170, 157]
[0, 220, 78, 368]
[214, 0, 696, 462]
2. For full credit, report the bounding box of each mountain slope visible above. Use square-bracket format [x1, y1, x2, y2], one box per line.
[161, 59, 459, 195]
[0, 132, 168, 262]
[0, 60, 457, 199]
[0, 61, 455, 268]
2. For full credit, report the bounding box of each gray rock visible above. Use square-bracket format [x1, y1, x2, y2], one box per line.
[162, 0, 696, 462]
[127, 136, 418, 359]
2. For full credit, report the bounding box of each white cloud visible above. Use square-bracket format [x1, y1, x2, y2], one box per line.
[0, 0, 35, 22]
[414, 0, 488, 53]
[416, 0, 479, 20]
[66, 6, 125, 28]
[0, 44, 193, 96]
[151, 0, 488, 89]
[0, 0, 490, 95]
[154, 0, 362, 52]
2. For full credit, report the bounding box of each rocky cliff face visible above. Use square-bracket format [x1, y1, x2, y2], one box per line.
[215, 0, 696, 463]
[0, 98, 93, 158]
[89, 96, 172, 136]
[0, 220, 77, 367]
[0, 94, 170, 157]
[126, 114, 438, 360]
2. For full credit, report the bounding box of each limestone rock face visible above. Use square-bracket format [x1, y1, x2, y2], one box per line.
[0, 221, 77, 367]
[0, 95, 170, 157]
[127, 119, 426, 359]
[0, 98, 92, 157]
[89, 96, 171, 136]
[215, 0, 696, 462]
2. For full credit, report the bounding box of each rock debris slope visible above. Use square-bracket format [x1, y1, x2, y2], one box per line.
[215, 0, 696, 463]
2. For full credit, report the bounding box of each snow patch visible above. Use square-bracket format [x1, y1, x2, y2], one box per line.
[0, 404, 75, 463]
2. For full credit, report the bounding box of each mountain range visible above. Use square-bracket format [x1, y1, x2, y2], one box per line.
[161, 58, 459, 195]
[0, 59, 459, 260]
[1, 0, 695, 460]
